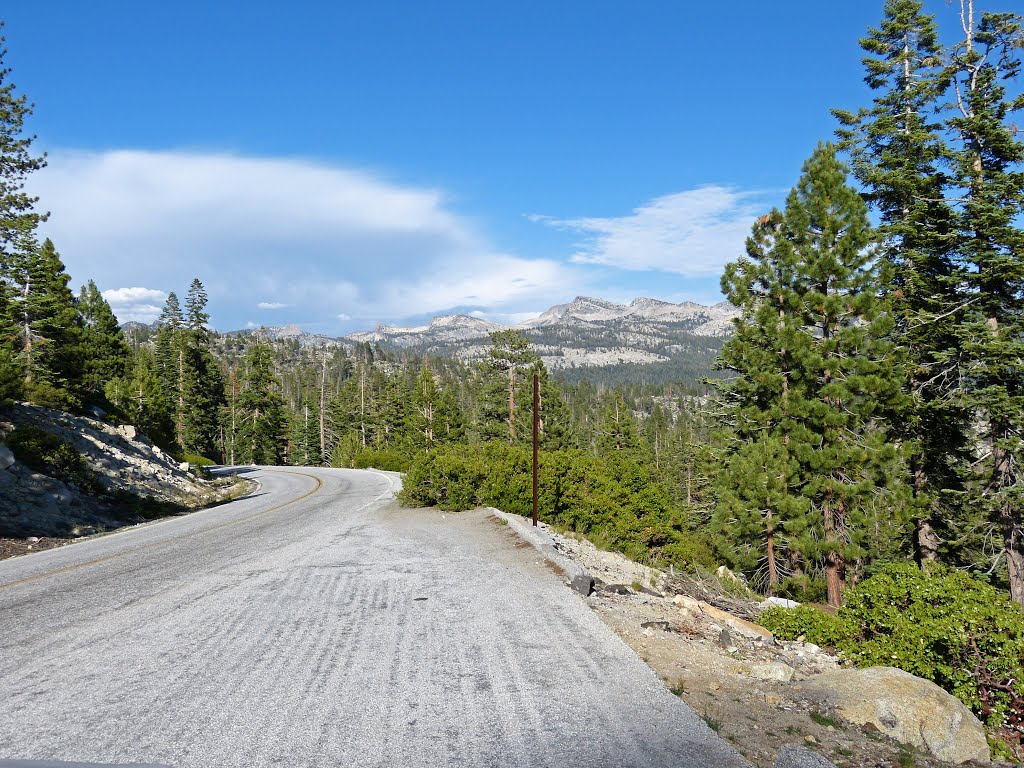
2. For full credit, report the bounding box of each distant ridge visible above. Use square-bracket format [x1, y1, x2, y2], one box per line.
[209, 296, 736, 381]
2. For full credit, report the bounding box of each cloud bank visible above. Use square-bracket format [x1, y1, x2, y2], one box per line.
[33, 149, 578, 331]
[533, 186, 769, 277]
[101, 286, 168, 323]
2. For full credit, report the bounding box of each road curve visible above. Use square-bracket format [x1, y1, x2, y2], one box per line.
[0, 467, 748, 768]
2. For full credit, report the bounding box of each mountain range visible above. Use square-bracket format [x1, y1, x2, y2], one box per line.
[126, 296, 737, 384]
[344, 297, 736, 382]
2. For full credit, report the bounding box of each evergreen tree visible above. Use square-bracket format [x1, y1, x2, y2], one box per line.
[834, 0, 968, 566]
[154, 292, 183, 438]
[594, 392, 643, 457]
[106, 349, 170, 443]
[8, 238, 84, 407]
[179, 279, 225, 457]
[479, 330, 539, 443]
[714, 145, 904, 607]
[0, 23, 47, 269]
[947, 5, 1024, 605]
[234, 340, 286, 465]
[78, 280, 131, 400]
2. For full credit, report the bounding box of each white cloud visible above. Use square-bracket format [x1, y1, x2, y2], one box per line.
[32, 149, 585, 331]
[257, 301, 288, 310]
[336, 313, 351, 321]
[101, 286, 167, 324]
[533, 186, 768, 277]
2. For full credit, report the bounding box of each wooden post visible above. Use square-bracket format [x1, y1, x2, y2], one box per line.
[533, 373, 539, 527]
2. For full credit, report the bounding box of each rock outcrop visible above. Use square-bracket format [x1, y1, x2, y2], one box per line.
[0, 402, 242, 541]
[794, 666, 990, 764]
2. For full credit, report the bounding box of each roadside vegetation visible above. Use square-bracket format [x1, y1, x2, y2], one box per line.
[1, 0, 1023, 753]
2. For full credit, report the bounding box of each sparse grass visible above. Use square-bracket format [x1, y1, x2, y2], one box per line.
[834, 746, 854, 757]
[810, 710, 843, 729]
[897, 748, 917, 768]
[785, 725, 799, 736]
[701, 708, 722, 733]
[497, 517, 508, 526]
[668, 679, 686, 697]
[631, 580, 644, 592]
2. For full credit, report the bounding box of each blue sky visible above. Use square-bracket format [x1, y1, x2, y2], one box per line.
[2, 1, 970, 333]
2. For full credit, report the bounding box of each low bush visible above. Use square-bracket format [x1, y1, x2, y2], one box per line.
[181, 452, 216, 467]
[761, 563, 1024, 732]
[759, 605, 851, 648]
[352, 448, 410, 472]
[7, 424, 93, 488]
[399, 442, 710, 571]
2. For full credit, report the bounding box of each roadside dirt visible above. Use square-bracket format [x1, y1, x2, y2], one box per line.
[533, 522, 995, 768]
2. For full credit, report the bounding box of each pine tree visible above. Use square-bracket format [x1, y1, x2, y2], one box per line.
[714, 145, 904, 607]
[787, 144, 904, 607]
[8, 238, 84, 407]
[834, 0, 967, 566]
[479, 330, 539, 443]
[234, 339, 286, 465]
[0, 23, 47, 271]
[947, 4, 1024, 605]
[106, 349, 169, 442]
[179, 278, 225, 458]
[78, 280, 131, 400]
[154, 292, 183, 438]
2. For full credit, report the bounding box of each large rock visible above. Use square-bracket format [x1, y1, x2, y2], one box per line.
[773, 745, 838, 768]
[794, 667, 990, 764]
[0, 444, 14, 470]
[749, 661, 796, 682]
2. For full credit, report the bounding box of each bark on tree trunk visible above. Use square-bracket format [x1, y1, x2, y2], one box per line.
[824, 497, 845, 608]
[766, 520, 779, 594]
[507, 365, 516, 443]
[993, 428, 1024, 607]
[913, 463, 940, 566]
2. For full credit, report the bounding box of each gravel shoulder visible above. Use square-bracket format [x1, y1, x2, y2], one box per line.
[506, 516, 994, 768]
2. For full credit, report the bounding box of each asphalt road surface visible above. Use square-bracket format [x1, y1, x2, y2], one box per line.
[0, 467, 749, 768]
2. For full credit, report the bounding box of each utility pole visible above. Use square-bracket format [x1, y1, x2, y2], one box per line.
[533, 372, 539, 527]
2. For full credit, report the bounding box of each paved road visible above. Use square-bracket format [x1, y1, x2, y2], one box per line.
[0, 467, 748, 768]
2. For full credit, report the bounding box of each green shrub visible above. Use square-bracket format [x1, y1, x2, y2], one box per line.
[7, 424, 92, 488]
[759, 605, 851, 648]
[181, 452, 216, 467]
[398, 442, 711, 572]
[762, 563, 1024, 731]
[398, 446, 483, 511]
[838, 563, 1024, 729]
[353, 449, 410, 472]
[25, 381, 81, 412]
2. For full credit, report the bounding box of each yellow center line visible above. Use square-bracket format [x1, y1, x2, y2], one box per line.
[0, 468, 324, 592]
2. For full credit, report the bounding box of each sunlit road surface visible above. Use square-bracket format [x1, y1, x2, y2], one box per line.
[0, 467, 748, 768]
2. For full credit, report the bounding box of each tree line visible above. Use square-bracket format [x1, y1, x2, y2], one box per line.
[711, 0, 1024, 608]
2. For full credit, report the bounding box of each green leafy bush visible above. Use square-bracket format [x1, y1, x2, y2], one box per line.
[399, 446, 483, 510]
[399, 442, 710, 571]
[353, 449, 410, 472]
[762, 563, 1024, 731]
[7, 424, 92, 488]
[181, 452, 216, 467]
[759, 605, 851, 648]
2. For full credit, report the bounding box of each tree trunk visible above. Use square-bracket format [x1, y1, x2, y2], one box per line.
[176, 349, 185, 447]
[319, 355, 327, 463]
[766, 520, 779, 594]
[993, 426, 1024, 607]
[913, 462, 940, 566]
[824, 497, 845, 608]
[507, 365, 516, 443]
